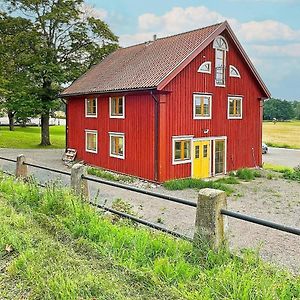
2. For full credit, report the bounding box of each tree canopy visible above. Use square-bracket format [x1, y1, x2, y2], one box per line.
[263, 98, 296, 121]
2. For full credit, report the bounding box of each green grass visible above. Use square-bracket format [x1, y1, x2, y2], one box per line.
[163, 177, 238, 195]
[263, 120, 300, 149]
[88, 167, 135, 183]
[263, 163, 300, 182]
[235, 168, 262, 181]
[0, 126, 65, 149]
[263, 163, 293, 173]
[0, 174, 299, 299]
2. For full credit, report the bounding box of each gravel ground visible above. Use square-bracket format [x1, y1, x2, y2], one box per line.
[0, 148, 299, 273]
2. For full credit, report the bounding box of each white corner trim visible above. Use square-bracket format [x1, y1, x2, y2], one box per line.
[229, 65, 241, 78]
[227, 96, 243, 119]
[193, 93, 212, 120]
[197, 61, 212, 74]
[85, 129, 98, 154]
[109, 96, 125, 119]
[85, 98, 98, 118]
[109, 132, 125, 159]
[172, 136, 193, 165]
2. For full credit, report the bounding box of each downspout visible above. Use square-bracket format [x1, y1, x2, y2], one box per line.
[60, 98, 68, 152]
[150, 91, 159, 181]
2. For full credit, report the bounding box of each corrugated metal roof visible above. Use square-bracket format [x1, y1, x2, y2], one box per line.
[61, 23, 223, 96]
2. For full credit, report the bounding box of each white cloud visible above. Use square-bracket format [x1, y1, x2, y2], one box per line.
[251, 44, 300, 57]
[81, 4, 108, 20]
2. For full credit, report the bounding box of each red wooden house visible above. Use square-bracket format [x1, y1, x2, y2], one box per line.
[61, 21, 270, 182]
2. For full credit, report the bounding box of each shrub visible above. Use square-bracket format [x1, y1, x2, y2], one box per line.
[87, 167, 134, 183]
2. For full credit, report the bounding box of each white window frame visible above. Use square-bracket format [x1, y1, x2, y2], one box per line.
[172, 135, 193, 165]
[227, 96, 243, 119]
[229, 65, 241, 78]
[213, 36, 228, 88]
[85, 130, 98, 154]
[193, 93, 212, 120]
[197, 61, 211, 74]
[109, 96, 125, 119]
[109, 132, 125, 159]
[85, 97, 97, 118]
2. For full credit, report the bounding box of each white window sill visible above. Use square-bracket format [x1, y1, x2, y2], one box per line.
[172, 159, 192, 165]
[110, 154, 125, 160]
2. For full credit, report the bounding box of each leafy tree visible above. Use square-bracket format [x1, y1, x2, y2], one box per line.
[263, 98, 295, 121]
[292, 101, 300, 120]
[2, 0, 118, 145]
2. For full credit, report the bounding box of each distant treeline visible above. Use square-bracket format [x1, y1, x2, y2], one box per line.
[263, 98, 300, 121]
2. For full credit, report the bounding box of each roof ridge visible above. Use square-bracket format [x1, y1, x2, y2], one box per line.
[120, 21, 225, 50]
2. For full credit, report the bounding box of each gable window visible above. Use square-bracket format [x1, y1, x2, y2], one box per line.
[85, 130, 97, 153]
[172, 136, 192, 165]
[85, 98, 97, 117]
[213, 36, 228, 87]
[110, 96, 125, 118]
[197, 61, 211, 74]
[193, 94, 212, 119]
[228, 96, 243, 119]
[229, 65, 241, 78]
[109, 132, 125, 159]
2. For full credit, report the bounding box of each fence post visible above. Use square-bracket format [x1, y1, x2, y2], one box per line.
[71, 163, 89, 200]
[16, 154, 28, 178]
[194, 188, 227, 250]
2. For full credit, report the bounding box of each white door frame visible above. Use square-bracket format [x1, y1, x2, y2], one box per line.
[191, 136, 227, 178]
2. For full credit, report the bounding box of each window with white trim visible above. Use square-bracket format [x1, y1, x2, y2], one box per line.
[197, 61, 211, 74]
[110, 96, 125, 118]
[110, 132, 125, 159]
[85, 98, 97, 117]
[213, 36, 228, 87]
[229, 65, 241, 78]
[85, 130, 97, 153]
[228, 96, 243, 119]
[193, 94, 212, 119]
[172, 137, 192, 164]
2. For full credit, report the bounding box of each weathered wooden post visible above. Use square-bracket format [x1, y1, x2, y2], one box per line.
[194, 188, 227, 250]
[16, 154, 28, 178]
[71, 163, 89, 200]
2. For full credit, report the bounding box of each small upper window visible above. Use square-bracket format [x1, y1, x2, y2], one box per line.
[85, 130, 97, 153]
[229, 65, 241, 78]
[213, 36, 228, 51]
[213, 36, 228, 87]
[173, 137, 192, 164]
[193, 94, 212, 119]
[198, 61, 211, 74]
[228, 96, 243, 119]
[85, 98, 97, 117]
[110, 96, 125, 118]
[110, 133, 125, 159]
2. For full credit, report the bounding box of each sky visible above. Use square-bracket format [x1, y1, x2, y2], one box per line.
[87, 0, 300, 100]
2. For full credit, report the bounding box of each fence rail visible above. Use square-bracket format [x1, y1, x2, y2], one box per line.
[0, 155, 299, 249]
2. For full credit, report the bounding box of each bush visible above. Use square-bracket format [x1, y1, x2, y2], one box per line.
[236, 168, 261, 181]
[87, 167, 134, 183]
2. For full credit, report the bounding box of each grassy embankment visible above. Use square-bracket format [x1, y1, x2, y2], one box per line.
[263, 120, 300, 149]
[0, 173, 299, 299]
[0, 126, 65, 149]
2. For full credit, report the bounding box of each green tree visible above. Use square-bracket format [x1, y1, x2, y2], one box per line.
[2, 0, 118, 145]
[263, 98, 295, 121]
[292, 101, 300, 120]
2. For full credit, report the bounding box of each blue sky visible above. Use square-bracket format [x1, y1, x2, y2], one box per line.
[87, 0, 300, 100]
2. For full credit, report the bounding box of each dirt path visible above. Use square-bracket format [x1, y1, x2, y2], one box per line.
[0, 148, 299, 272]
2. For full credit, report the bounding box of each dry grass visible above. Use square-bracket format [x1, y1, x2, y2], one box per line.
[263, 120, 300, 149]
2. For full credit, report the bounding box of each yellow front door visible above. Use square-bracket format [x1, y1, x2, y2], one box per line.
[193, 140, 210, 178]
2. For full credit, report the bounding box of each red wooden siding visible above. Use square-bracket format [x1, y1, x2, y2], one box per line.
[159, 31, 264, 181]
[67, 93, 155, 180]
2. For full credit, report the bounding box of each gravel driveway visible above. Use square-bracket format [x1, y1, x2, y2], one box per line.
[0, 148, 299, 273]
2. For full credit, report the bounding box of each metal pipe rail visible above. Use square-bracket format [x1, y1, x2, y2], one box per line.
[82, 175, 197, 208]
[89, 201, 192, 241]
[221, 209, 300, 236]
[0, 156, 16, 163]
[23, 162, 71, 177]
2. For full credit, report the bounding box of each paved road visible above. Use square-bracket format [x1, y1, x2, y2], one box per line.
[263, 147, 300, 168]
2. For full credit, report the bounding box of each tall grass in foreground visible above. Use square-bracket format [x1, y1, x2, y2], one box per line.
[0, 174, 299, 299]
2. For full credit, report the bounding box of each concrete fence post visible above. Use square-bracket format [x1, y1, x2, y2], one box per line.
[16, 155, 28, 178]
[71, 163, 89, 200]
[194, 188, 227, 250]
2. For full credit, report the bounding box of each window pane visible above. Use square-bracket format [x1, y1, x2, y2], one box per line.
[87, 133, 96, 151]
[111, 97, 123, 116]
[86, 98, 96, 115]
[203, 145, 208, 158]
[203, 97, 210, 116]
[174, 140, 190, 161]
[229, 99, 235, 116]
[195, 145, 200, 159]
[118, 137, 124, 155]
[236, 99, 241, 117]
[183, 141, 191, 159]
[118, 97, 123, 115]
[175, 141, 181, 160]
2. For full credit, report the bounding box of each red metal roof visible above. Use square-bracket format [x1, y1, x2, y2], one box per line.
[61, 21, 271, 98]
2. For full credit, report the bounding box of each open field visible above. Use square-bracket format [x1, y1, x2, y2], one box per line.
[0, 126, 65, 149]
[263, 120, 300, 149]
[0, 174, 299, 299]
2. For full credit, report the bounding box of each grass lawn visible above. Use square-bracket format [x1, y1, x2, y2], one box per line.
[0, 174, 299, 299]
[263, 120, 300, 149]
[0, 126, 65, 149]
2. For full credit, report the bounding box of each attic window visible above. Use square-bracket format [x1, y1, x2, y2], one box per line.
[213, 36, 228, 87]
[198, 61, 211, 74]
[229, 65, 241, 78]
